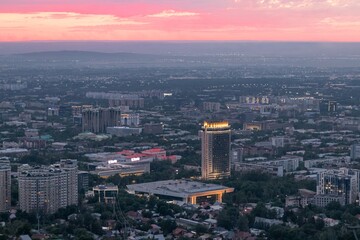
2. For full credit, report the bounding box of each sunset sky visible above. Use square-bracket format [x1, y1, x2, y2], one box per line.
[1, 0, 360, 42]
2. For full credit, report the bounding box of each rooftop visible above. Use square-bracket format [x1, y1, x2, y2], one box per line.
[93, 184, 119, 190]
[203, 121, 230, 130]
[127, 180, 234, 198]
[142, 148, 165, 153]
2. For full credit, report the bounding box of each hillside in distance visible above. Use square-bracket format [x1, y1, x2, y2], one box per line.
[0, 41, 360, 69]
[0, 50, 173, 68]
[16, 50, 160, 61]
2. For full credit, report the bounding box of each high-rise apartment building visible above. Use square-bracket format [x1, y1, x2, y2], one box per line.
[201, 121, 231, 180]
[120, 113, 140, 127]
[328, 101, 338, 112]
[82, 107, 121, 133]
[78, 171, 89, 193]
[203, 102, 221, 112]
[59, 159, 78, 206]
[350, 144, 360, 161]
[0, 160, 11, 212]
[18, 160, 78, 214]
[86, 92, 144, 108]
[316, 168, 359, 206]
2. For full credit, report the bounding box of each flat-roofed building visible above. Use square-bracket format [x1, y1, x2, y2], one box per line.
[234, 163, 284, 177]
[313, 195, 345, 207]
[304, 156, 350, 168]
[141, 148, 166, 158]
[106, 126, 142, 137]
[265, 155, 302, 172]
[127, 180, 234, 204]
[93, 162, 150, 178]
[93, 185, 118, 204]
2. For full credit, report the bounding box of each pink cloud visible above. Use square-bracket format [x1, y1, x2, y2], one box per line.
[148, 10, 199, 18]
[0, 0, 359, 41]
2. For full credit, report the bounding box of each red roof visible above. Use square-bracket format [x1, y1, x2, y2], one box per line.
[172, 227, 186, 236]
[158, 155, 178, 161]
[117, 150, 135, 156]
[142, 148, 165, 153]
[167, 155, 178, 160]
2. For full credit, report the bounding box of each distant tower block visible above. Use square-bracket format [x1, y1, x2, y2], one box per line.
[82, 107, 121, 133]
[0, 160, 11, 212]
[328, 101, 337, 112]
[200, 121, 231, 180]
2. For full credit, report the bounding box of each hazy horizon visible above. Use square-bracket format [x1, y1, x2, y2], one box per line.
[1, 41, 360, 56]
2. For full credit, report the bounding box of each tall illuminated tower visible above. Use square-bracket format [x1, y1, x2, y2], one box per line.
[201, 121, 231, 180]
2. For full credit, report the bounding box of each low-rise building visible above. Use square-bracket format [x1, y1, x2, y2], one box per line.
[93, 185, 119, 204]
[106, 126, 142, 137]
[234, 163, 284, 177]
[304, 156, 350, 168]
[127, 180, 234, 204]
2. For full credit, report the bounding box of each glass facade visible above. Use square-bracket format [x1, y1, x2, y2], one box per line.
[211, 133, 230, 174]
[201, 121, 231, 180]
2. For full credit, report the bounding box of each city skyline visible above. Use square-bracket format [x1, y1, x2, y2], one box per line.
[1, 0, 360, 42]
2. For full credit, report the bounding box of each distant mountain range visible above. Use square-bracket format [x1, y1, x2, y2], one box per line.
[0, 45, 359, 68]
[1, 41, 360, 57]
[13, 50, 161, 61]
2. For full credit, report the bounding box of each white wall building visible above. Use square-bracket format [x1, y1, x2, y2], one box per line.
[350, 144, 360, 161]
[18, 160, 78, 214]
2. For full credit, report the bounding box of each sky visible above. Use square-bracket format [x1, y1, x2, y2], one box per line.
[0, 0, 360, 42]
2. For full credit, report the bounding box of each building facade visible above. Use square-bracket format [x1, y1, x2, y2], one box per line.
[93, 185, 119, 204]
[350, 144, 360, 161]
[201, 121, 231, 180]
[106, 126, 142, 137]
[0, 160, 11, 212]
[18, 160, 78, 214]
[316, 168, 359, 205]
[231, 147, 243, 166]
[78, 171, 89, 192]
[203, 102, 221, 112]
[120, 113, 140, 127]
[127, 180, 234, 204]
[60, 159, 78, 206]
[82, 107, 121, 133]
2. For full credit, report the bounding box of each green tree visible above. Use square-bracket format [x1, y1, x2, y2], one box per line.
[159, 219, 177, 235]
[195, 224, 208, 235]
